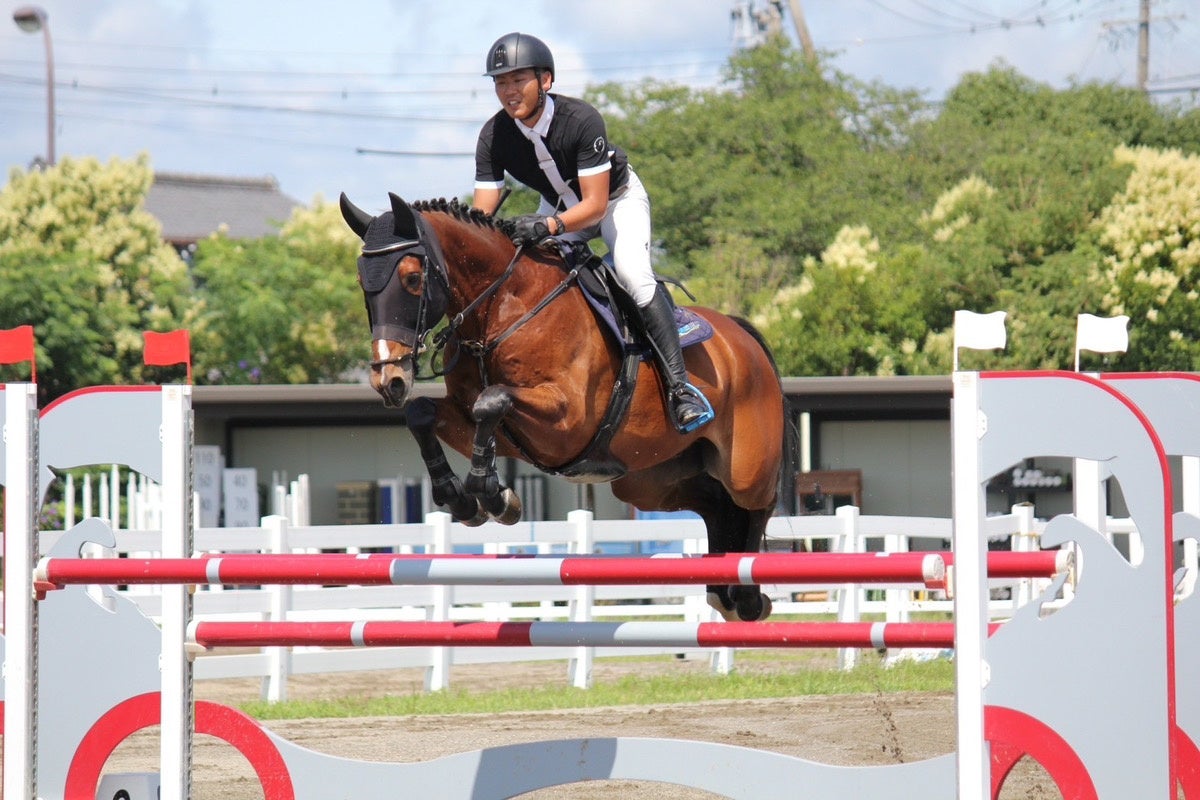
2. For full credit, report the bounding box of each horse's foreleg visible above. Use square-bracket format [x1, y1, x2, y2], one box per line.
[464, 386, 523, 525]
[406, 397, 488, 526]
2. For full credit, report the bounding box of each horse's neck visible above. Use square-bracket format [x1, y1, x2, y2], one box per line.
[436, 221, 558, 308]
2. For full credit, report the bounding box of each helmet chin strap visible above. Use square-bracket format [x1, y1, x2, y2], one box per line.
[527, 68, 548, 121]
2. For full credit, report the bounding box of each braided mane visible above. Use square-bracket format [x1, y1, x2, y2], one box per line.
[410, 197, 515, 238]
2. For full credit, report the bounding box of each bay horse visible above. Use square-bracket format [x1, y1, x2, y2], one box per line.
[340, 193, 784, 621]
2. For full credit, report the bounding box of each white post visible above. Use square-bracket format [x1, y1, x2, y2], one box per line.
[1182, 457, 1200, 601]
[1011, 503, 1037, 609]
[884, 530, 908, 624]
[835, 504, 862, 670]
[99, 472, 110, 526]
[272, 483, 287, 520]
[126, 469, 137, 531]
[425, 511, 453, 691]
[482, 540, 507, 621]
[3, 383, 40, 800]
[64, 471, 75, 528]
[568, 509, 595, 689]
[682, 533, 733, 674]
[1072, 457, 1110, 604]
[264, 514, 292, 703]
[951, 372, 990, 799]
[110, 463, 121, 530]
[160, 385, 194, 800]
[295, 474, 311, 526]
[1073, 457, 1107, 536]
[799, 411, 812, 472]
[88, 473, 110, 563]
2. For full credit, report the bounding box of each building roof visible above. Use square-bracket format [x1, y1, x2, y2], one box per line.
[145, 172, 300, 245]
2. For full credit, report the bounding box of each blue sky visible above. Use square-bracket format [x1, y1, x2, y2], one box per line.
[1, 1, 1197, 215]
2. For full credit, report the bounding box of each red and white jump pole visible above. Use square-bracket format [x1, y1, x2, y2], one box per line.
[38, 551, 951, 590]
[187, 619, 1000, 651]
[36, 549, 1069, 593]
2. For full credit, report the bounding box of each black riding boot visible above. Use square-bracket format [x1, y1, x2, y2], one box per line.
[640, 285, 714, 433]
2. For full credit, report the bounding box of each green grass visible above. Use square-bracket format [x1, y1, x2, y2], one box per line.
[242, 654, 955, 722]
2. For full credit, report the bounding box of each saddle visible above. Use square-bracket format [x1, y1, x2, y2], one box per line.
[500, 244, 713, 482]
[566, 244, 714, 354]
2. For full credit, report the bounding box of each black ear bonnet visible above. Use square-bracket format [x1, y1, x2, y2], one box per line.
[357, 211, 422, 292]
[354, 201, 449, 348]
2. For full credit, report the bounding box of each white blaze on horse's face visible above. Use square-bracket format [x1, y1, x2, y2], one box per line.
[367, 254, 428, 408]
[370, 338, 415, 408]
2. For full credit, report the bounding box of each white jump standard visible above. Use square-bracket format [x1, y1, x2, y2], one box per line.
[2, 376, 1194, 798]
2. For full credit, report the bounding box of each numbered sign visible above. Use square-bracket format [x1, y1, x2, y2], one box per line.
[193, 444, 223, 528]
[222, 467, 258, 527]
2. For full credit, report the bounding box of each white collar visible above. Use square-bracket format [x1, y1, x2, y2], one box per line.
[516, 94, 555, 140]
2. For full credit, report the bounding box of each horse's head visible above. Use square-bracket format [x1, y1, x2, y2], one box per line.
[340, 192, 449, 408]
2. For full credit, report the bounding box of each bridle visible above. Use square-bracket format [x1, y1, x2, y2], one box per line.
[363, 207, 580, 385]
[361, 213, 450, 378]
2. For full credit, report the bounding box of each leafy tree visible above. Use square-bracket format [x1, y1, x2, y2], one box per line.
[757, 225, 932, 375]
[189, 197, 365, 383]
[996, 245, 1110, 371]
[590, 39, 930, 296]
[685, 231, 787, 317]
[906, 66, 1132, 266]
[0, 155, 189, 401]
[0, 52, 1173, 392]
[1094, 145, 1200, 370]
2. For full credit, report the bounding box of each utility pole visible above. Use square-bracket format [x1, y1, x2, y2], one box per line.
[785, 0, 817, 63]
[1137, 0, 1150, 92]
[1102, 0, 1182, 93]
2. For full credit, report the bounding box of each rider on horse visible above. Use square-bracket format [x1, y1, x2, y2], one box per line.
[472, 32, 714, 434]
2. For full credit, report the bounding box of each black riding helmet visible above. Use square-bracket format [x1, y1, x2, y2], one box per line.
[484, 32, 555, 78]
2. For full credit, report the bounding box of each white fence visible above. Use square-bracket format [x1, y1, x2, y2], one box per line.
[33, 506, 1065, 700]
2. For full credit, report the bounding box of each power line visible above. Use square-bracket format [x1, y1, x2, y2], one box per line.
[825, 0, 1121, 47]
[356, 148, 473, 158]
[861, 0, 962, 31]
[0, 55, 731, 82]
[905, 0, 1000, 26]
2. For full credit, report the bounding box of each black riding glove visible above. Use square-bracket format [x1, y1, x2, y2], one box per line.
[511, 215, 552, 246]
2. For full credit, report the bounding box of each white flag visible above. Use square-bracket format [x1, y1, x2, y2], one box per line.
[954, 310, 1007, 352]
[1076, 314, 1129, 355]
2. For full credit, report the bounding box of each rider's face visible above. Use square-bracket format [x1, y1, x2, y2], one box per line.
[493, 69, 547, 126]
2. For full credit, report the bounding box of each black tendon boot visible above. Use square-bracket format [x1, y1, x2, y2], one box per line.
[639, 285, 714, 433]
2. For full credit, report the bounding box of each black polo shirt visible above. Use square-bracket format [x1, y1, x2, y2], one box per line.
[475, 93, 630, 210]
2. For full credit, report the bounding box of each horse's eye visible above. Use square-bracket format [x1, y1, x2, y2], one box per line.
[402, 272, 424, 293]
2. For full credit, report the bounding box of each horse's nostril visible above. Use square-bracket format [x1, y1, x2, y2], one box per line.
[386, 377, 407, 402]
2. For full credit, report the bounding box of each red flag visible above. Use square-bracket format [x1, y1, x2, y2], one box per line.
[143, 329, 192, 384]
[0, 325, 36, 382]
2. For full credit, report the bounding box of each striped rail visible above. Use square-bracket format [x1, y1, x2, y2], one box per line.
[185, 619, 1002, 652]
[35, 549, 1070, 595]
[38, 551, 951, 591]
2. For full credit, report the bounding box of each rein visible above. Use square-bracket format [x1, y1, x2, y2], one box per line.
[428, 246, 580, 384]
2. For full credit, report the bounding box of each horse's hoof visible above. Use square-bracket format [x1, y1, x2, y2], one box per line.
[735, 591, 773, 622]
[707, 591, 739, 622]
[455, 500, 489, 527]
[489, 487, 522, 525]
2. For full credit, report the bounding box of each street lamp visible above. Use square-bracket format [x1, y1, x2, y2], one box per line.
[12, 5, 55, 166]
